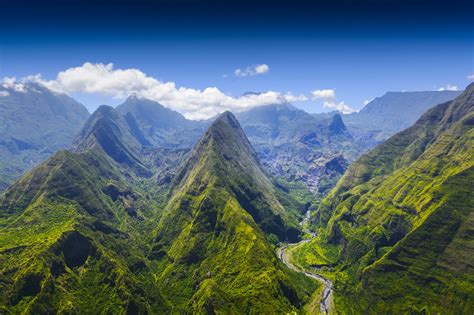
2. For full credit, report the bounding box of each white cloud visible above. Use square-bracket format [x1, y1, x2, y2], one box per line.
[467, 74, 474, 81]
[283, 92, 308, 102]
[311, 88, 355, 114]
[255, 64, 269, 74]
[311, 89, 336, 100]
[23, 62, 304, 120]
[437, 84, 458, 91]
[2, 77, 26, 93]
[322, 100, 355, 114]
[0, 91, 9, 97]
[234, 64, 269, 77]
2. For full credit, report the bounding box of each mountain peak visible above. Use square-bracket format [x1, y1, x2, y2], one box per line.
[212, 111, 240, 129]
[127, 93, 139, 100]
[169, 111, 296, 241]
[202, 111, 257, 161]
[152, 109, 302, 311]
[94, 104, 116, 115]
[71, 106, 150, 176]
[329, 113, 347, 134]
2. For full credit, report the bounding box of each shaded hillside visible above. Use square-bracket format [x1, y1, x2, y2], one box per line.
[0, 83, 90, 190]
[152, 112, 315, 313]
[71, 105, 151, 177]
[294, 84, 474, 313]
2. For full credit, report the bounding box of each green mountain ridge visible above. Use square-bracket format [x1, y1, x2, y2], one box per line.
[0, 83, 470, 313]
[0, 107, 170, 313]
[71, 105, 151, 177]
[0, 108, 316, 313]
[294, 84, 474, 313]
[151, 111, 314, 312]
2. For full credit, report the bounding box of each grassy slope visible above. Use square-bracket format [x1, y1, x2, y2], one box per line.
[0, 110, 318, 313]
[293, 85, 474, 313]
[0, 145, 170, 313]
[152, 112, 317, 313]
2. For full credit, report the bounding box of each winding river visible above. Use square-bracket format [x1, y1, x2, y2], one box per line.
[278, 212, 334, 314]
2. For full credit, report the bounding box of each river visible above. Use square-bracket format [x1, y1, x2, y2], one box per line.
[277, 211, 334, 314]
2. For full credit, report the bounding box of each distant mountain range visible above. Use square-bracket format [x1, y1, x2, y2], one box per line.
[0, 86, 462, 199]
[344, 90, 462, 140]
[236, 103, 357, 194]
[116, 95, 207, 148]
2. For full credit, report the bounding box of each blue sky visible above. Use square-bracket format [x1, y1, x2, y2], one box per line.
[0, 0, 472, 117]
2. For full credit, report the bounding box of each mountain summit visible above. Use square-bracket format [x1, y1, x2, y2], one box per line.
[164, 111, 297, 241]
[71, 105, 150, 177]
[152, 111, 307, 312]
[328, 113, 347, 134]
[116, 96, 207, 148]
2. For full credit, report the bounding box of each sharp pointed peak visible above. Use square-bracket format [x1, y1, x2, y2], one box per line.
[209, 111, 242, 132]
[216, 110, 236, 120]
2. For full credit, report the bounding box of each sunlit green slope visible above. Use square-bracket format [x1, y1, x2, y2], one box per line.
[0, 107, 170, 313]
[152, 112, 315, 313]
[0, 108, 316, 314]
[296, 84, 474, 313]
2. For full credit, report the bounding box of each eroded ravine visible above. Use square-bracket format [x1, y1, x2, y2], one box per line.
[278, 212, 334, 314]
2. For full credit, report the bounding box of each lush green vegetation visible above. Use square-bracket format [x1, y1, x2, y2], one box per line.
[292, 84, 474, 313]
[1, 85, 472, 313]
[0, 109, 318, 313]
[152, 112, 317, 312]
[0, 147, 170, 313]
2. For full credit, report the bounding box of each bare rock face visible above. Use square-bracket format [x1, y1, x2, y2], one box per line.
[329, 114, 347, 134]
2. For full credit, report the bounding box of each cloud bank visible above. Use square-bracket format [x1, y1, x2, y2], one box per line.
[3, 63, 359, 118]
[234, 64, 269, 77]
[22, 62, 304, 120]
[311, 88, 355, 114]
